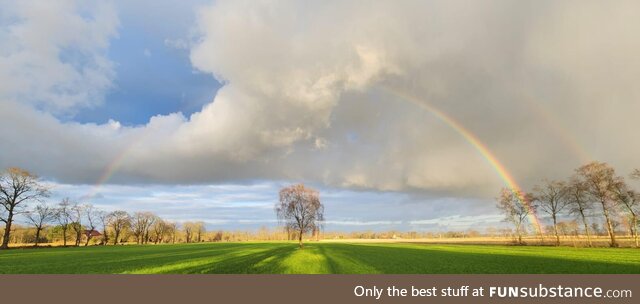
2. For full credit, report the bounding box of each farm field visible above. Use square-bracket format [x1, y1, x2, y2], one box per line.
[1, 242, 639, 274]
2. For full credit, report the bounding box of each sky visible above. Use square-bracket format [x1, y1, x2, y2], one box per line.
[1, 0, 639, 232]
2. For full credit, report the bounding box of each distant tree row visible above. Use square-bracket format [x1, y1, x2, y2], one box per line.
[497, 161, 639, 247]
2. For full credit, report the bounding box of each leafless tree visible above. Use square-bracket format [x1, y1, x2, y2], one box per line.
[496, 188, 534, 245]
[83, 204, 99, 246]
[566, 177, 594, 246]
[195, 221, 206, 243]
[576, 162, 622, 247]
[151, 219, 168, 244]
[612, 181, 639, 247]
[275, 184, 324, 248]
[97, 210, 109, 245]
[166, 222, 178, 244]
[183, 221, 194, 243]
[25, 203, 55, 246]
[0, 167, 50, 249]
[69, 203, 84, 246]
[131, 212, 156, 244]
[55, 198, 73, 246]
[532, 180, 569, 246]
[108, 210, 130, 245]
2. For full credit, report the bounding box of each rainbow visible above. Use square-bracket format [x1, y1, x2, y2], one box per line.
[79, 131, 145, 202]
[382, 86, 543, 232]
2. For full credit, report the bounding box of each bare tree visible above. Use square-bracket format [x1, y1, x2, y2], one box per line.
[166, 222, 178, 244]
[275, 184, 324, 248]
[97, 210, 109, 245]
[195, 221, 206, 243]
[532, 180, 569, 246]
[55, 198, 73, 246]
[496, 188, 534, 245]
[183, 222, 194, 243]
[0, 167, 50, 249]
[25, 203, 56, 246]
[576, 162, 622, 247]
[83, 204, 99, 246]
[151, 219, 168, 244]
[108, 210, 130, 245]
[69, 203, 84, 246]
[131, 212, 156, 244]
[566, 177, 594, 246]
[612, 181, 639, 247]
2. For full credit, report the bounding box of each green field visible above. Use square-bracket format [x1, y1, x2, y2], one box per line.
[1, 242, 639, 274]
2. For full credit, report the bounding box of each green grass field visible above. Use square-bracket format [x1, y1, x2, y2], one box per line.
[1, 242, 639, 274]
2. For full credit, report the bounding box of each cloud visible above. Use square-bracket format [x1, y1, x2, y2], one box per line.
[1, 0, 640, 204]
[0, 0, 119, 114]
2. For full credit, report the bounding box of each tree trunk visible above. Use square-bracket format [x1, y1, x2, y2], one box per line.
[1, 212, 14, 249]
[600, 200, 618, 247]
[298, 229, 304, 248]
[85, 235, 91, 246]
[113, 231, 120, 245]
[632, 214, 639, 248]
[62, 227, 67, 246]
[552, 215, 560, 246]
[579, 210, 592, 247]
[34, 227, 42, 247]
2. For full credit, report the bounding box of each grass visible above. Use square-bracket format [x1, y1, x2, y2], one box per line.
[0, 242, 638, 274]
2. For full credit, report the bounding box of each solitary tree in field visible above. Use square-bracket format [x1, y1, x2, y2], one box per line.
[25, 203, 55, 247]
[576, 162, 621, 247]
[0, 167, 50, 249]
[108, 210, 131, 245]
[275, 184, 324, 248]
[532, 180, 569, 246]
[496, 188, 534, 245]
[566, 177, 594, 247]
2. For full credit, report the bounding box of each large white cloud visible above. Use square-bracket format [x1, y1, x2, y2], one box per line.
[1, 0, 639, 200]
[0, 0, 118, 114]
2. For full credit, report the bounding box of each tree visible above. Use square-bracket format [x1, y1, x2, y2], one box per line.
[612, 181, 639, 247]
[496, 188, 534, 245]
[55, 198, 73, 246]
[69, 203, 84, 246]
[532, 180, 569, 246]
[25, 203, 55, 246]
[0, 167, 50, 249]
[131, 212, 156, 244]
[166, 222, 178, 244]
[183, 222, 194, 243]
[108, 211, 130, 245]
[576, 162, 622, 247]
[195, 221, 206, 243]
[83, 204, 98, 246]
[97, 210, 109, 245]
[566, 177, 594, 246]
[275, 184, 324, 248]
[151, 219, 168, 244]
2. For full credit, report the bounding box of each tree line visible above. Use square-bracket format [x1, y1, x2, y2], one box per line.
[497, 161, 639, 247]
[0, 167, 216, 248]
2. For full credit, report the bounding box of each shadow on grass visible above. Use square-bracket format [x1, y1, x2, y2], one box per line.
[318, 243, 640, 274]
